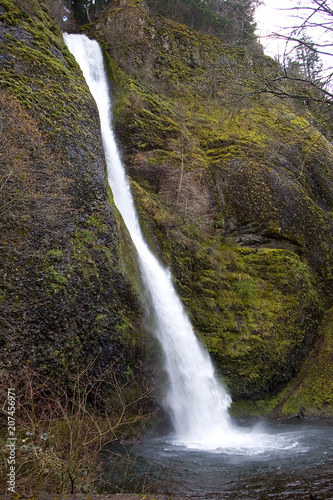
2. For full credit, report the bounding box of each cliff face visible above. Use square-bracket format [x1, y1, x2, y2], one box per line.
[1, 0, 332, 417]
[0, 0, 158, 394]
[92, 0, 333, 414]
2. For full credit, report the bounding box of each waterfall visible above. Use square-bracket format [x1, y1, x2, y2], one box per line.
[64, 33, 234, 446]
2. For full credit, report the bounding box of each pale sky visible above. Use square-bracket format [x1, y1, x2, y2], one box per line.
[255, 0, 299, 59]
[255, 0, 332, 71]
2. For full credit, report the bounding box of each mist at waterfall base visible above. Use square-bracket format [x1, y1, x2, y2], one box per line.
[64, 34, 333, 497]
[104, 421, 333, 499]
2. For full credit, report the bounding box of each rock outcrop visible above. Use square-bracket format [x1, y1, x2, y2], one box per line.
[0, 0, 158, 397]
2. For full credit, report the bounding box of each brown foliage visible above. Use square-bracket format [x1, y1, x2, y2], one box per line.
[0, 360, 156, 494]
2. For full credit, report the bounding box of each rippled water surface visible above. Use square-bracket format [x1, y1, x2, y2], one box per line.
[103, 420, 333, 499]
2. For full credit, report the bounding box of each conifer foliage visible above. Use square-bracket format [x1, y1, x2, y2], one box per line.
[65, 0, 260, 49]
[146, 0, 259, 47]
[293, 29, 323, 82]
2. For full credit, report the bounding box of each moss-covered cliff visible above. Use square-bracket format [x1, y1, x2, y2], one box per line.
[5, 0, 333, 493]
[90, 0, 333, 415]
[0, 0, 160, 401]
[1, 0, 332, 431]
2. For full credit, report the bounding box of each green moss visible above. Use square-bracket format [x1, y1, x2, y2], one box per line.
[46, 249, 64, 261]
[0, 5, 95, 147]
[230, 397, 279, 417]
[0, 0, 27, 24]
[22, 0, 328, 413]
[45, 267, 67, 292]
[86, 214, 108, 231]
[272, 308, 333, 416]
[232, 277, 257, 304]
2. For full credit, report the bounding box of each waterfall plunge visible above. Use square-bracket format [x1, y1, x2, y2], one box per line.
[64, 33, 234, 446]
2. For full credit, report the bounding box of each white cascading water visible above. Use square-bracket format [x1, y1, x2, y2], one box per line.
[63, 34, 295, 452]
[64, 33, 233, 446]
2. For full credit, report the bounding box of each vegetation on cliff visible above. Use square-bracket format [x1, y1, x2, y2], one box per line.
[1, 0, 333, 492]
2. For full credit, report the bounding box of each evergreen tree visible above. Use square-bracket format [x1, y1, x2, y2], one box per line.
[145, 0, 260, 48]
[294, 29, 323, 82]
[64, 0, 260, 50]
[208, 0, 259, 45]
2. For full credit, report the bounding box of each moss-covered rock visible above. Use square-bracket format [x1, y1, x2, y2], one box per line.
[90, 0, 333, 412]
[1, 0, 332, 418]
[0, 0, 159, 401]
[271, 307, 333, 417]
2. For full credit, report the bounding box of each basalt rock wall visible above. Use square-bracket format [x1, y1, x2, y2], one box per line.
[0, 0, 159, 402]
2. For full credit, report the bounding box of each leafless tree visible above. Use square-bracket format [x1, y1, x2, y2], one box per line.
[259, 0, 333, 106]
